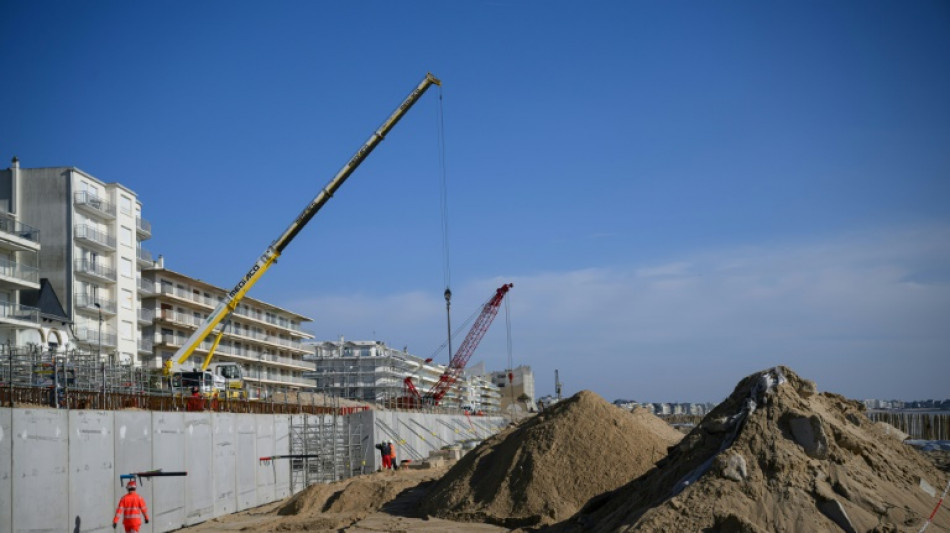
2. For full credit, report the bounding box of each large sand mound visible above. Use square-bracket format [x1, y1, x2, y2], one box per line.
[419, 389, 683, 528]
[554, 366, 950, 533]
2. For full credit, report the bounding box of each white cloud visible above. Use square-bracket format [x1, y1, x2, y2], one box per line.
[287, 224, 950, 403]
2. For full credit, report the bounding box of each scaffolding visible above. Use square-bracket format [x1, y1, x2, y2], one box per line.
[306, 352, 414, 405]
[287, 393, 365, 491]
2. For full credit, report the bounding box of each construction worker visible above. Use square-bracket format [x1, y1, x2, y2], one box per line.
[375, 441, 390, 470]
[389, 441, 398, 470]
[113, 479, 150, 531]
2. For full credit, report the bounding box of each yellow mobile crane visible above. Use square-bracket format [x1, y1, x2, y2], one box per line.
[163, 73, 442, 398]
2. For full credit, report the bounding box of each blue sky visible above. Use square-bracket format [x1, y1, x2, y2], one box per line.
[2, 1, 948, 403]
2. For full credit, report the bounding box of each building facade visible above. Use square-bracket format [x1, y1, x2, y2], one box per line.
[2, 159, 133, 355]
[142, 264, 316, 397]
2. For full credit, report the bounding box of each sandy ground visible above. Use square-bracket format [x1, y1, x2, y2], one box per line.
[171, 466, 512, 533]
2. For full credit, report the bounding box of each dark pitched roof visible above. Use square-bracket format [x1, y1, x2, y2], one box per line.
[20, 279, 70, 323]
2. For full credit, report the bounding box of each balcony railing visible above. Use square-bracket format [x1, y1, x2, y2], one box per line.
[138, 278, 156, 295]
[74, 224, 116, 250]
[138, 338, 154, 353]
[74, 191, 116, 218]
[138, 308, 155, 323]
[73, 259, 116, 281]
[74, 327, 118, 348]
[136, 246, 154, 266]
[0, 301, 40, 324]
[136, 217, 151, 238]
[0, 257, 39, 285]
[74, 293, 117, 314]
[0, 216, 40, 244]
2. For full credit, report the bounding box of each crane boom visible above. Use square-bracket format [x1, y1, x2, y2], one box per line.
[427, 283, 513, 405]
[167, 73, 442, 374]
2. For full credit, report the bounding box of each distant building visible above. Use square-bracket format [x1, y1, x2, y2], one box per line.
[485, 365, 536, 412]
[305, 338, 502, 412]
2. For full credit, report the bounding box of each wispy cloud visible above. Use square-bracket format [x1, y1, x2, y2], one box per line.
[287, 224, 950, 403]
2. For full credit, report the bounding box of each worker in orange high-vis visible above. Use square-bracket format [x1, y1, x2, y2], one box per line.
[113, 479, 150, 531]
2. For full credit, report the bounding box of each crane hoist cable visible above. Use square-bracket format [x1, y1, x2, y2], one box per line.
[437, 83, 455, 367]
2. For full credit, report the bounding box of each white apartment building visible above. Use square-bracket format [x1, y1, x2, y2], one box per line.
[12, 160, 151, 361]
[306, 338, 502, 412]
[143, 264, 315, 397]
[0, 158, 56, 349]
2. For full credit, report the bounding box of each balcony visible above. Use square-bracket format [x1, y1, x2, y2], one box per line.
[74, 259, 116, 283]
[0, 215, 40, 252]
[74, 191, 116, 219]
[0, 257, 40, 290]
[74, 293, 117, 315]
[0, 301, 40, 325]
[136, 246, 154, 267]
[138, 277, 157, 295]
[159, 309, 203, 328]
[138, 338, 154, 353]
[135, 216, 151, 239]
[74, 327, 118, 349]
[138, 308, 155, 324]
[74, 224, 115, 251]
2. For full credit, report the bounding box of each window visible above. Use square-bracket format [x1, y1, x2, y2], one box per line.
[120, 258, 133, 278]
[120, 321, 134, 341]
[119, 196, 133, 216]
[121, 289, 133, 310]
[120, 226, 133, 247]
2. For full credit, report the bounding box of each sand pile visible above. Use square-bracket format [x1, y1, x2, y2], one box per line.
[554, 366, 950, 533]
[418, 390, 683, 528]
[225, 468, 447, 532]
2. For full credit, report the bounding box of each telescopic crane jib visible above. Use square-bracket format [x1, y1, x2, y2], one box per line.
[163, 73, 442, 397]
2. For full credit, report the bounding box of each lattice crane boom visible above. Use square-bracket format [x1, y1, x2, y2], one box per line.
[427, 282, 513, 405]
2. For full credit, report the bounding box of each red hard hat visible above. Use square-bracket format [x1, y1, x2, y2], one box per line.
[127, 479, 136, 490]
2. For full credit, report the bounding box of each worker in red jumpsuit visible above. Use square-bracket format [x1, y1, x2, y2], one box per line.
[113, 479, 150, 531]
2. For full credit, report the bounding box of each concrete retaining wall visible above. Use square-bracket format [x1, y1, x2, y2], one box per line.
[0, 407, 505, 532]
[364, 410, 506, 470]
[0, 408, 293, 533]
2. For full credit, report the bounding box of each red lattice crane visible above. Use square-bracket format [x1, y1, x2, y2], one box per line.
[403, 283, 513, 407]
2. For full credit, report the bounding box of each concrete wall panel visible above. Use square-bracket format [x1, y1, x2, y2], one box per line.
[235, 414, 257, 511]
[13, 408, 69, 532]
[255, 415, 275, 506]
[274, 415, 291, 498]
[212, 413, 237, 516]
[0, 409, 11, 532]
[70, 410, 116, 532]
[184, 412, 214, 525]
[151, 412, 186, 533]
[114, 409, 153, 533]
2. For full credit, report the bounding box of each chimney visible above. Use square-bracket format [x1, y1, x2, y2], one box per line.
[11, 156, 19, 170]
[156, 254, 164, 268]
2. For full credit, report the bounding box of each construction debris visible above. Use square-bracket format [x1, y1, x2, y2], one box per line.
[418, 389, 683, 528]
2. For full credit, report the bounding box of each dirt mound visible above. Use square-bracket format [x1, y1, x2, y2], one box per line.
[418, 389, 683, 528]
[554, 366, 950, 533]
[229, 468, 446, 532]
